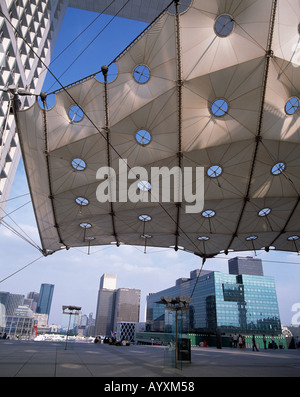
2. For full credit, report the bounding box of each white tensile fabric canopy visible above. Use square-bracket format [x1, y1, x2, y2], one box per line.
[16, 0, 300, 258]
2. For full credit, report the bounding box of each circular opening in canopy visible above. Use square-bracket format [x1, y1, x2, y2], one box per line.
[139, 214, 152, 222]
[75, 196, 89, 206]
[141, 234, 152, 239]
[211, 99, 229, 117]
[258, 208, 271, 217]
[72, 158, 86, 171]
[133, 65, 151, 83]
[68, 105, 84, 122]
[80, 222, 92, 229]
[198, 236, 209, 241]
[271, 162, 285, 175]
[136, 129, 152, 145]
[207, 165, 223, 178]
[215, 14, 235, 37]
[287, 235, 299, 241]
[138, 180, 151, 191]
[246, 235, 258, 241]
[202, 209, 216, 218]
[285, 97, 299, 115]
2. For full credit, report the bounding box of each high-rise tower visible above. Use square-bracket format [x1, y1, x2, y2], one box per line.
[95, 274, 140, 337]
[36, 283, 54, 316]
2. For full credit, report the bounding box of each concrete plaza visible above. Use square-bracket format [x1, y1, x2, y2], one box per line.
[0, 340, 299, 377]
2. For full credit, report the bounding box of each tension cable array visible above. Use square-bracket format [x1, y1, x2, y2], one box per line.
[5, 0, 205, 259]
[0, 255, 44, 284]
[45, 0, 131, 93]
[0, 1, 204, 261]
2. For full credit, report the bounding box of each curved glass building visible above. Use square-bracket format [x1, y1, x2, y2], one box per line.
[146, 257, 281, 335]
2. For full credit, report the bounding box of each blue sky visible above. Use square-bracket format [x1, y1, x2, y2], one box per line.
[0, 7, 300, 327]
[42, 8, 147, 92]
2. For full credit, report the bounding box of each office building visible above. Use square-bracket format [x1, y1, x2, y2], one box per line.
[100, 273, 117, 290]
[95, 274, 140, 337]
[0, 291, 24, 316]
[0, 288, 53, 337]
[95, 274, 117, 337]
[95, 288, 116, 337]
[146, 257, 281, 335]
[113, 288, 141, 331]
[229, 256, 264, 276]
[3, 314, 34, 338]
[14, 305, 34, 317]
[0, 0, 172, 217]
[26, 291, 40, 312]
[36, 283, 54, 317]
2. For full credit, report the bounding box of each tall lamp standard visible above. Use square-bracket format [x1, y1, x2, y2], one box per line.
[62, 305, 81, 350]
[160, 296, 192, 368]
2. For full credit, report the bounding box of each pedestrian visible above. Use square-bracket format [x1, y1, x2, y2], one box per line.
[233, 333, 238, 348]
[271, 335, 276, 349]
[229, 334, 233, 348]
[252, 334, 258, 351]
[238, 334, 243, 349]
[242, 335, 245, 349]
[263, 334, 267, 349]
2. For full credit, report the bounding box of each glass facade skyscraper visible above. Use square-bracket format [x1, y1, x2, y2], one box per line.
[228, 256, 264, 276]
[146, 258, 281, 335]
[36, 283, 54, 316]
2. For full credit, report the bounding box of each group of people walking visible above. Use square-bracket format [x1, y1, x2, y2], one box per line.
[230, 333, 280, 351]
[230, 333, 259, 351]
[231, 333, 247, 349]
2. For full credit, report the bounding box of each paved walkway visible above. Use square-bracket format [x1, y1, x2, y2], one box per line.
[0, 340, 299, 378]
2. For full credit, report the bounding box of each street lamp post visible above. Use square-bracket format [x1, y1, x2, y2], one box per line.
[62, 305, 81, 350]
[160, 296, 192, 368]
